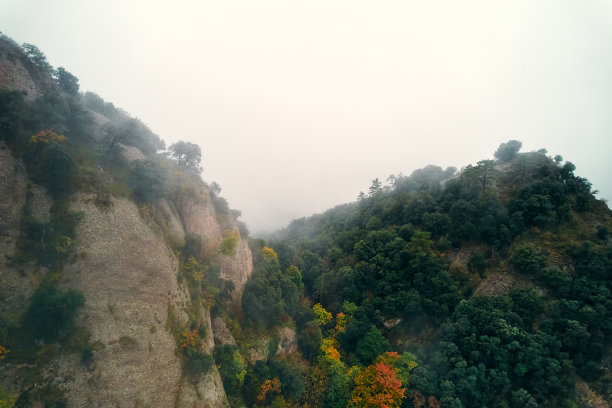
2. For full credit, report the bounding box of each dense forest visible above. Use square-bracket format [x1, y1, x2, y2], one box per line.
[238, 141, 612, 407]
[1, 34, 611, 408]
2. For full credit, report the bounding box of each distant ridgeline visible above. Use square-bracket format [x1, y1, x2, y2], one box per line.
[1, 32, 612, 408]
[240, 142, 612, 407]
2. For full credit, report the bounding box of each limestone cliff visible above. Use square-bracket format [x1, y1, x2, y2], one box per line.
[58, 195, 183, 407]
[0, 35, 56, 101]
[0, 142, 53, 324]
[0, 36, 253, 407]
[174, 189, 253, 298]
[0, 151, 252, 407]
[0, 143, 33, 322]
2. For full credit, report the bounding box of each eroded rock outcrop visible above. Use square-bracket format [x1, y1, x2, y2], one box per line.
[0, 36, 56, 101]
[0, 143, 28, 237]
[0, 142, 51, 325]
[0, 36, 253, 406]
[52, 189, 248, 407]
[0, 181, 249, 406]
[0, 41, 40, 101]
[174, 189, 253, 298]
[175, 310, 228, 408]
[59, 196, 183, 407]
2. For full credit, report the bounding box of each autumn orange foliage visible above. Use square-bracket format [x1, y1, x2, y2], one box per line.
[335, 312, 347, 333]
[0, 344, 8, 360]
[180, 329, 198, 349]
[349, 353, 405, 408]
[257, 377, 281, 401]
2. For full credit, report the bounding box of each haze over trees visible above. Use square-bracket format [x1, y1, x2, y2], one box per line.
[247, 140, 612, 407]
[1, 35, 611, 407]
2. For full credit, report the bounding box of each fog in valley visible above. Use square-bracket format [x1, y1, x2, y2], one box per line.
[2, 0, 611, 234]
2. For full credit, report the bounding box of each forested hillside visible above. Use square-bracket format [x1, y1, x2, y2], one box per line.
[1, 33, 611, 408]
[238, 141, 612, 407]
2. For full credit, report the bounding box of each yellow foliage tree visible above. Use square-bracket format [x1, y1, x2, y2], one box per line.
[29, 129, 67, 144]
[180, 329, 199, 350]
[262, 246, 278, 262]
[321, 338, 341, 363]
[313, 303, 332, 326]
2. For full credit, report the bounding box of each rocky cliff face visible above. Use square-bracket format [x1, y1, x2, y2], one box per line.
[0, 36, 55, 101]
[0, 40, 253, 406]
[58, 195, 183, 407]
[0, 143, 31, 323]
[0, 158, 252, 407]
[175, 191, 253, 299]
[0, 43, 39, 101]
[0, 142, 52, 324]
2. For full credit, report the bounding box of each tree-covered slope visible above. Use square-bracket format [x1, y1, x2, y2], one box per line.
[241, 141, 612, 407]
[2, 32, 611, 408]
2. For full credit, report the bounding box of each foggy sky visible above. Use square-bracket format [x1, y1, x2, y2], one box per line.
[2, 0, 611, 234]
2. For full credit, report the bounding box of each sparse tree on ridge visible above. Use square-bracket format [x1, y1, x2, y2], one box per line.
[169, 140, 203, 174]
[22, 43, 53, 72]
[494, 140, 522, 163]
[368, 178, 382, 197]
[55, 67, 79, 95]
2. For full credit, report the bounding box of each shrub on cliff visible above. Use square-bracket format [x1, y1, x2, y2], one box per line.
[23, 284, 85, 342]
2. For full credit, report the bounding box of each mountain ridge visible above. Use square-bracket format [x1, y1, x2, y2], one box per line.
[1, 34, 612, 408]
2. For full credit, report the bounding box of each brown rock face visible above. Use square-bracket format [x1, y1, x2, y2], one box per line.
[51, 190, 246, 407]
[174, 188, 253, 298]
[175, 311, 229, 408]
[0, 37, 55, 101]
[0, 144, 30, 328]
[0, 143, 27, 237]
[276, 326, 298, 357]
[212, 317, 237, 346]
[0, 36, 254, 403]
[153, 198, 186, 248]
[0, 145, 254, 407]
[217, 229, 253, 299]
[175, 191, 223, 254]
[60, 196, 183, 408]
[0, 52, 39, 101]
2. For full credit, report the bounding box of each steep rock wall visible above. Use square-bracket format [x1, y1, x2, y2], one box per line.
[217, 224, 253, 298]
[0, 143, 27, 237]
[59, 195, 183, 407]
[0, 35, 254, 403]
[175, 310, 228, 408]
[54, 185, 252, 407]
[0, 142, 51, 323]
[173, 189, 253, 298]
[0, 36, 56, 100]
[0, 41, 40, 101]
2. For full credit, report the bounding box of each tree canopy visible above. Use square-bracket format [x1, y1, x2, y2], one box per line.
[494, 140, 522, 162]
[169, 140, 203, 174]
